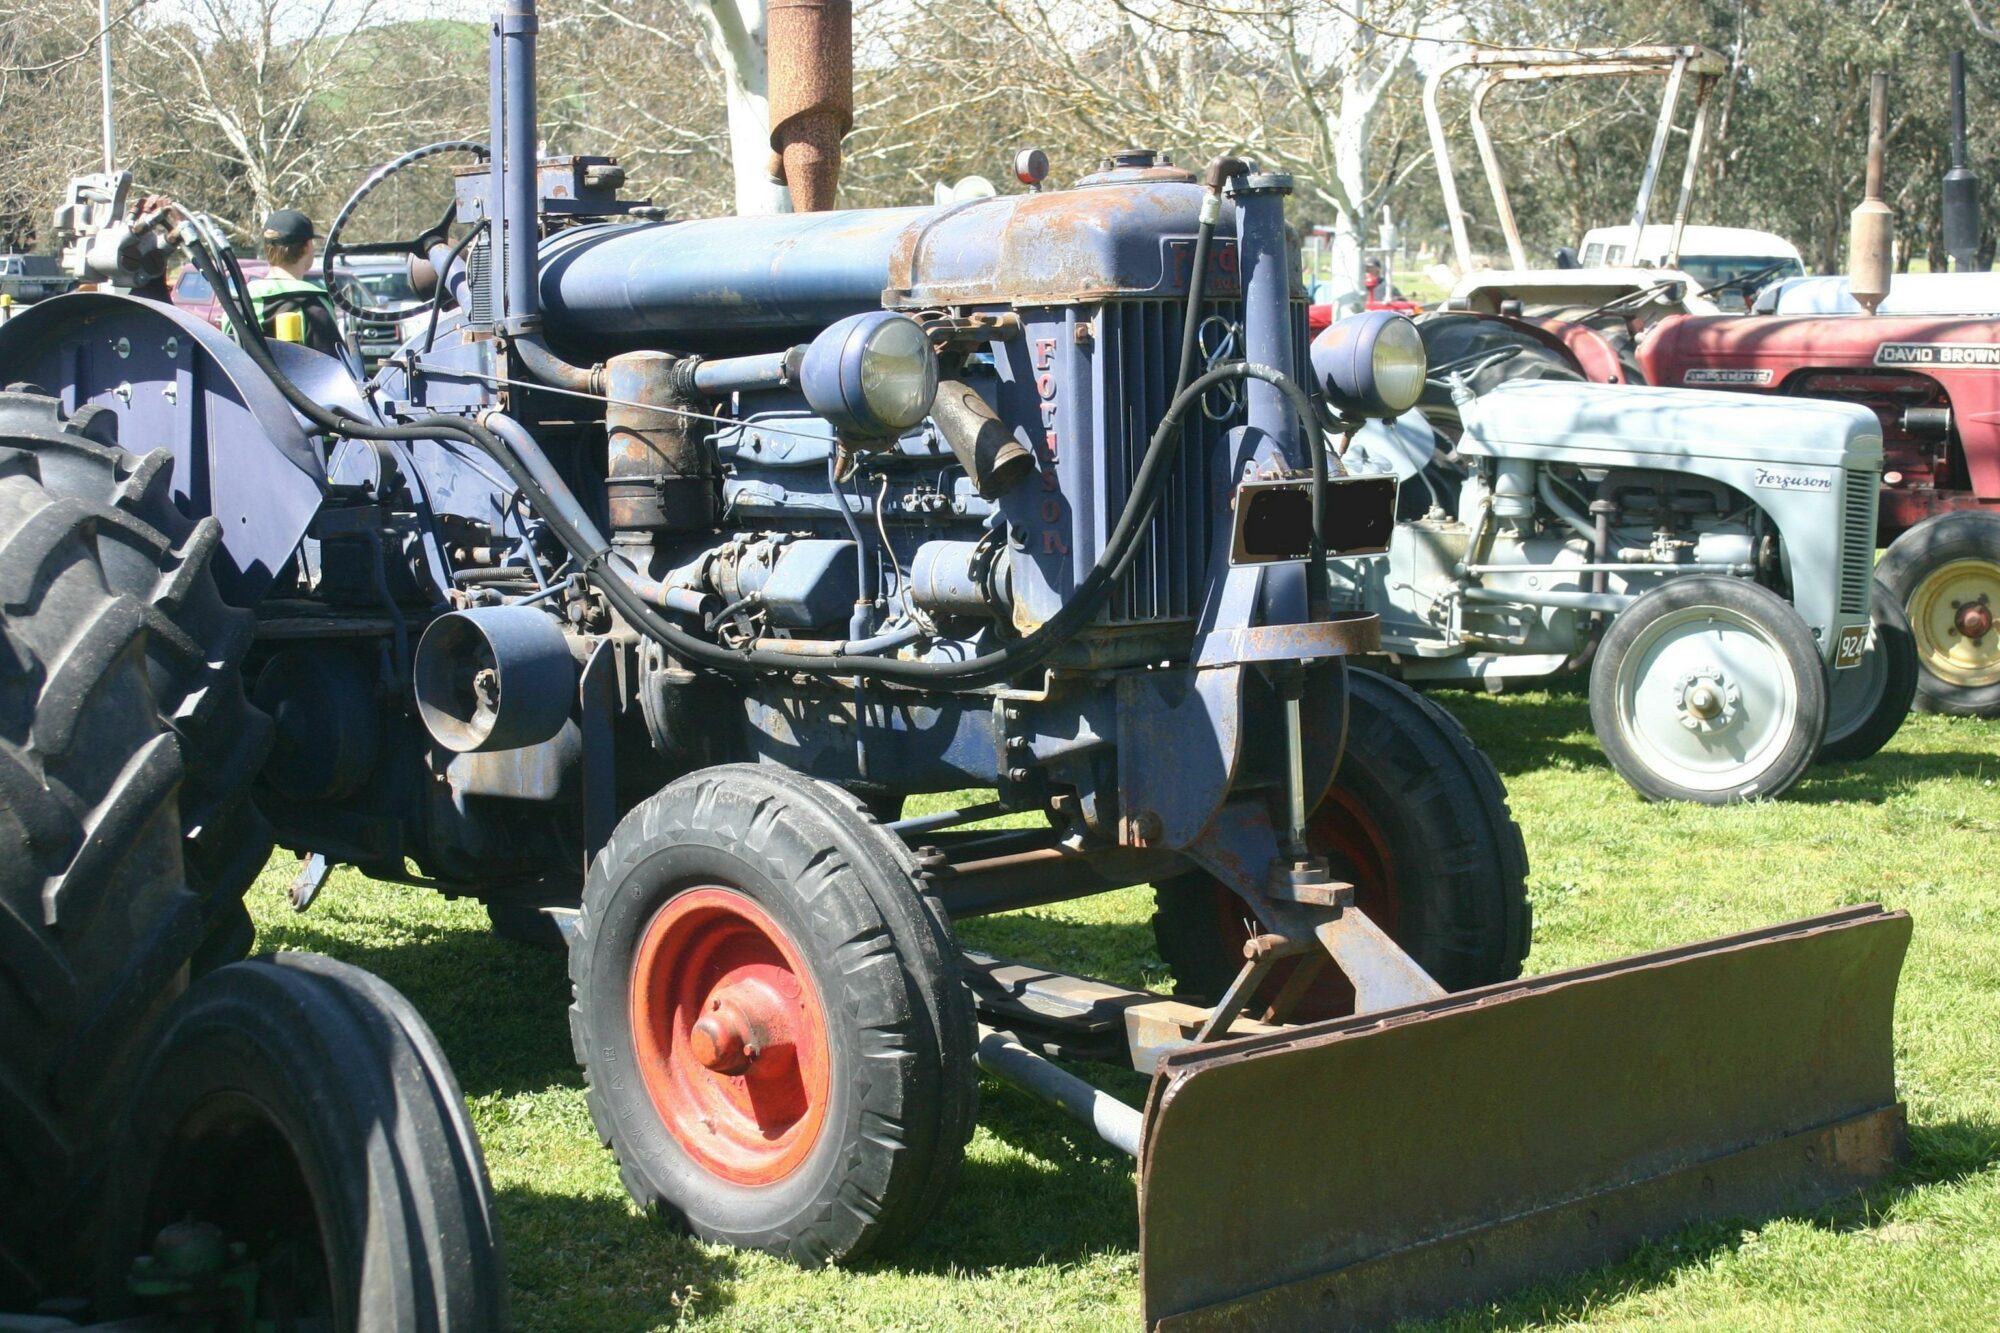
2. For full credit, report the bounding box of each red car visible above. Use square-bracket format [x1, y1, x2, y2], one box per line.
[170, 260, 270, 328]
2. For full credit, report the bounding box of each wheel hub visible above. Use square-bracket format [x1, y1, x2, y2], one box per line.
[1955, 593, 1992, 644]
[1674, 667, 1740, 731]
[629, 888, 830, 1184]
[1909, 558, 2000, 687]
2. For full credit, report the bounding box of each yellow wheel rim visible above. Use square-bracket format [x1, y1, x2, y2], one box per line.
[1907, 557, 2000, 688]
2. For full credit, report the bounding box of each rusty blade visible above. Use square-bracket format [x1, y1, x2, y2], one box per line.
[1137, 905, 1911, 1331]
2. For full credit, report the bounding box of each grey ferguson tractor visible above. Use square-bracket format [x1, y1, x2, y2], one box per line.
[0, 2, 1914, 1326]
[1333, 343, 1913, 805]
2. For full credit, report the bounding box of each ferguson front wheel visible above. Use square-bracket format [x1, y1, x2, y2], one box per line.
[568, 766, 975, 1265]
[1590, 576, 1826, 804]
[1878, 511, 2000, 718]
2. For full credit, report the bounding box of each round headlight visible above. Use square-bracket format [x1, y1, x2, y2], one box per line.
[802, 311, 940, 438]
[1310, 310, 1427, 419]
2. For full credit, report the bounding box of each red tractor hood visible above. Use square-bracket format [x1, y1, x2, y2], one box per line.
[1641, 313, 2000, 389]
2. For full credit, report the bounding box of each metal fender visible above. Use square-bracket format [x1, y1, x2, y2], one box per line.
[0, 291, 325, 605]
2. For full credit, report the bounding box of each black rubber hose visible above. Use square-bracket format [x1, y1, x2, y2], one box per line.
[423, 220, 488, 354]
[181, 234, 1325, 690]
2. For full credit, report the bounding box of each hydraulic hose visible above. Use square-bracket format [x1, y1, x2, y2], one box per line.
[177, 227, 1327, 691]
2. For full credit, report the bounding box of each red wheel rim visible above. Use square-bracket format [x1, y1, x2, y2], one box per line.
[1309, 787, 1399, 937]
[1189, 787, 1402, 1022]
[629, 888, 831, 1185]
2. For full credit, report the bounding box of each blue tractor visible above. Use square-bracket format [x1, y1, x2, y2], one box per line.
[0, 3, 1911, 1325]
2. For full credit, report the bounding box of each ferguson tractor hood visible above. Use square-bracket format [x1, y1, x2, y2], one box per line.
[1461, 380, 1884, 473]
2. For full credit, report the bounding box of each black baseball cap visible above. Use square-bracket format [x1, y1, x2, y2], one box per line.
[261, 208, 318, 246]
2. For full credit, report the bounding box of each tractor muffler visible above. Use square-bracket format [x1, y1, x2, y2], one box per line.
[1134, 904, 1909, 1330]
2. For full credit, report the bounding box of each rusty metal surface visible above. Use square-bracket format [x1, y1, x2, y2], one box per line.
[766, 0, 852, 211]
[1193, 612, 1380, 667]
[1137, 905, 1911, 1330]
[962, 951, 1276, 1072]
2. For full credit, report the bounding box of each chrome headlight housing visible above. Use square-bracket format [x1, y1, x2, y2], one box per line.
[1310, 310, 1426, 419]
[802, 311, 940, 438]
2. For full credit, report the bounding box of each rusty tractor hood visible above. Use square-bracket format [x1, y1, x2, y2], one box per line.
[535, 181, 1261, 356]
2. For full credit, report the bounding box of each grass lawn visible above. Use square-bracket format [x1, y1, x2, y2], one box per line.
[246, 689, 2000, 1331]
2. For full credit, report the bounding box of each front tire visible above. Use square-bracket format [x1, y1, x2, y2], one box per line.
[1819, 576, 1918, 763]
[568, 765, 975, 1265]
[1153, 669, 1530, 1019]
[1878, 510, 2000, 718]
[92, 954, 508, 1330]
[1590, 576, 1826, 804]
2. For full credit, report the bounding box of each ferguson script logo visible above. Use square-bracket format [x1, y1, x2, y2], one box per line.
[1683, 367, 1774, 386]
[1874, 341, 2000, 369]
[1754, 467, 1832, 493]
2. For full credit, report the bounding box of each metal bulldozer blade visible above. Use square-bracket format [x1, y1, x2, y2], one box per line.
[1137, 905, 1911, 1331]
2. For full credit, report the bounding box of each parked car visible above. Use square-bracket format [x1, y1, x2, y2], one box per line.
[170, 259, 271, 328]
[331, 256, 425, 369]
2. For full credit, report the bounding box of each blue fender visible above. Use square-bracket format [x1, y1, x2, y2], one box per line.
[0, 292, 325, 605]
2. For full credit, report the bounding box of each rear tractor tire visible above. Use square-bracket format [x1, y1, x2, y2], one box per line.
[1819, 575, 1918, 764]
[1877, 510, 2000, 718]
[92, 954, 509, 1329]
[1153, 669, 1531, 1021]
[1590, 575, 1826, 804]
[0, 394, 268, 1299]
[568, 765, 977, 1265]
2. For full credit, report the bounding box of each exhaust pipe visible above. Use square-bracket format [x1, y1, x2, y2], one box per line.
[1944, 51, 1983, 273]
[1847, 71, 1893, 314]
[767, 0, 853, 212]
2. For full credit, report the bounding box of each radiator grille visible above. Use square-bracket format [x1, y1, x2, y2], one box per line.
[1839, 470, 1878, 616]
[1094, 298, 1311, 623]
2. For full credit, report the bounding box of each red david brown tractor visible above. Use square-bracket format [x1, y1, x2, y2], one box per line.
[1634, 64, 2000, 717]
[0, 3, 1913, 1327]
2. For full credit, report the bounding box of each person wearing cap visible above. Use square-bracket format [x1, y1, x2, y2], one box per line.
[243, 208, 343, 357]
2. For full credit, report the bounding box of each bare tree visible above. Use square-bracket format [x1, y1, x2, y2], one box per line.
[0, 0, 124, 250]
[970, 0, 1456, 305]
[122, 0, 482, 226]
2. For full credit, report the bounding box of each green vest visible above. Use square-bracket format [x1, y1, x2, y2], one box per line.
[245, 274, 337, 327]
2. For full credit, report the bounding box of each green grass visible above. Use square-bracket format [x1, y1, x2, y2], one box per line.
[245, 691, 2000, 1331]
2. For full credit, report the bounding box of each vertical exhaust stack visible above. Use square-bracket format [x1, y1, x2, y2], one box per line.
[1944, 51, 1983, 273]
[1848, 71, 1893, 314]
[767, 0, 853, 212]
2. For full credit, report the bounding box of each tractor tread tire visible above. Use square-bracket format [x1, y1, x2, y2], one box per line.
[568, 764, 975, 1266]
[0, 391, 273, 959]
[0, 394, 265, 1301]
[1154, 669, 1530, 1008]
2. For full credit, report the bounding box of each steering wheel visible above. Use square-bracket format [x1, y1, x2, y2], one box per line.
[321, 139, 488, 320]
[1425, 344, 1524, 388]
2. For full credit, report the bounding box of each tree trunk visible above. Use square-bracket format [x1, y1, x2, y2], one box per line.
[679, 0, 790, 216]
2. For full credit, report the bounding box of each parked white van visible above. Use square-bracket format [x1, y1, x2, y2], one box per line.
[1577, 225, 1804, 307]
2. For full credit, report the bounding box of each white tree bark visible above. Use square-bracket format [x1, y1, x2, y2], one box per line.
[674, 0, 790, 214]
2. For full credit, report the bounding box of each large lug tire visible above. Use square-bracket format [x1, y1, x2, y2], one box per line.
[1153, 669, 1530, 1021]
[568, 765, 977, 1265]
[1877, 510, 2000, 718]
[0, 398, 265, 1298]
[1589, 576, 1827, 804]
[92, 954, 509, 1330]
[0, 390, 273, 964]
[1819, 576, 1919, 763]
